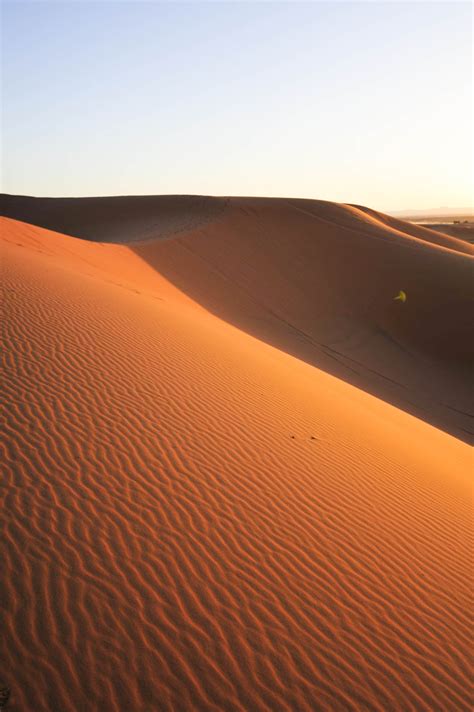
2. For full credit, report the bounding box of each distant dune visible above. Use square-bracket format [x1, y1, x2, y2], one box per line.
[421, 222, 474, 245]
[1, 195, 473, 711]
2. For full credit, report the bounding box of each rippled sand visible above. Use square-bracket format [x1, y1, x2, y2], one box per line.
[1, 198, 472, 711]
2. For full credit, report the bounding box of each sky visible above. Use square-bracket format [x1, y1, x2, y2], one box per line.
[1, 1, 472, 211]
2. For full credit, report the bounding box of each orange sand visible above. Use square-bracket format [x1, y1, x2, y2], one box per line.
[1, 198, 473, 711]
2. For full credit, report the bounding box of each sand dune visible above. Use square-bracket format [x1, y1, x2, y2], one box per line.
[1, 197, 473, 711]
[0, 194, 228, 243]
[2, 194, 473, 442]
[422, 222, 474, 245]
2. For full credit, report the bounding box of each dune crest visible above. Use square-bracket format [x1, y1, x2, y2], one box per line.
[1, 202, 473, 710]
[0, 193, 228, 242]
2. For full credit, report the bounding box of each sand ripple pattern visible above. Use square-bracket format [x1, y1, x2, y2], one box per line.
[1, 238, 473, 711]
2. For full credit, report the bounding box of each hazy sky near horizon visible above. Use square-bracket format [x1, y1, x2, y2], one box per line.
[2, 1, 472, 211]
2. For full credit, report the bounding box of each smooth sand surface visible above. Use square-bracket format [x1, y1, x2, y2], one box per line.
[1, 199, 473, 711]
[0, 194, 228, 242]
[423, 222, 474, 245]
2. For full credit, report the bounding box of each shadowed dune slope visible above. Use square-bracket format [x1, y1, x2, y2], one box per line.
[0, 193, 228, 242]
[131, 198, 473, 441]
[1, 216, 473, 711]
[1, 195, 473, 442]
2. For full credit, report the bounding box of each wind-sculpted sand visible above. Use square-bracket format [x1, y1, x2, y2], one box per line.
[421, 222, 474, 245]
[1, 199, 473, 711]
[3, 194, 472, 441]
[0, 194, 228, 243]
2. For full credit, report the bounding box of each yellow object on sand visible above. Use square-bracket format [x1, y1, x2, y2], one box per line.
[394, 290, 407, 303]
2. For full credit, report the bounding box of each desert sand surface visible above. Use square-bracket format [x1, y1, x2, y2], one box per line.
[3, 194, 472, 442]
[421, 222, 474, 245]
[393, 211, 474, 245]
[1, 196, 473, 711]
[0, 194, 228, 243]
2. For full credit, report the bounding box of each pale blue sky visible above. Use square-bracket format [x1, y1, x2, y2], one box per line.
[1, 1, 472, 211]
